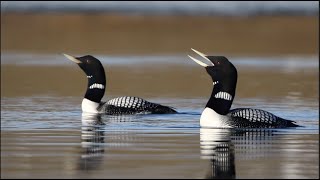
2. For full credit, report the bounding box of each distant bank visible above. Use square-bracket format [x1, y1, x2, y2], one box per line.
[1, 13, 317, 56]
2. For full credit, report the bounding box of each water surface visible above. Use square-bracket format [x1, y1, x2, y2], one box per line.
[1, 53, 318, 178]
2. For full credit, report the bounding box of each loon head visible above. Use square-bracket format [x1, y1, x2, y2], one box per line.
[188, 48, 237, 115]
[64, 54, 106, 104]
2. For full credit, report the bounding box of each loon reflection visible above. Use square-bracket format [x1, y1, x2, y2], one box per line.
[200, 128, 277, 179]
[201, 128, 235, 179]
[78, 113, 138, 171]
[78, 113, 105, 171]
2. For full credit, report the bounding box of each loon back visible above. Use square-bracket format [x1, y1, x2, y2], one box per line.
[188, 48, 300, 128]
[64, 54, 177, 115]
[228, 108, 299, 128]
[100, 96, 177, 115]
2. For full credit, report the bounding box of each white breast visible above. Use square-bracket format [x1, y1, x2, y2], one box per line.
[200, 108, 231, 128]
[81, 98, 100, 113]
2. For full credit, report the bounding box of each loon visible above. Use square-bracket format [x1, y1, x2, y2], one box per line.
[64, 54, 177, 115]
[188, 48, 300, 128]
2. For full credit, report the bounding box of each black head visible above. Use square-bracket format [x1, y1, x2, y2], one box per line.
[64, 54, 106, 103]
[188, 49, 238, 115]
[205, 56, 238, 93]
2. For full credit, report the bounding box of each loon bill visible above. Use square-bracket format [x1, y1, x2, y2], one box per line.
[188, 49, 300, 128]
[64, 54, 177, 115]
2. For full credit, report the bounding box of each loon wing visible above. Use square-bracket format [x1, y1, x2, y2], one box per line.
[228, 108, 298, 128]
[102, 96, 176, 115]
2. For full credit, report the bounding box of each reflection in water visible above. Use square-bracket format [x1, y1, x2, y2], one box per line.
[201, 128, 235, 179]
[78, 113, 105, 171]
[200, 128, 277, 179]
[77, 113, 140, 172]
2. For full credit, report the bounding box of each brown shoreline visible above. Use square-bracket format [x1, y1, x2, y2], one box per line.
[1, 64, 318, 100]
[1, 13, 318, 56]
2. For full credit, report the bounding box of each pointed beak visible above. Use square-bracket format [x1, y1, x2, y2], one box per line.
[188, 48, 214, 67]
[191, 48, 212, 63]
[188, 55, 208, 67]
[63, 53, 82, 64]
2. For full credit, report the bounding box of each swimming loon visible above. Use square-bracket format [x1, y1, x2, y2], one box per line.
[64, 54, 177, 115]
[188, 48, 299, 128]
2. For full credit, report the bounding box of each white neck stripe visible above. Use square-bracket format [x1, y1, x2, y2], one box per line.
[89, 83, 105, 89]
[214, 91, 232, 101]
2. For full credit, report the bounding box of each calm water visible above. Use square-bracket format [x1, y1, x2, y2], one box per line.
[1, 53, 319, 178]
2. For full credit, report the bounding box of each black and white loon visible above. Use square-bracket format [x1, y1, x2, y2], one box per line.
[188, 48, 299, 128]
[64, 54, 177, 115]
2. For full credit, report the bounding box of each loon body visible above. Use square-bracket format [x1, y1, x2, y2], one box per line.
[64, 54, 177, 115]
[188, 48, 299, 128]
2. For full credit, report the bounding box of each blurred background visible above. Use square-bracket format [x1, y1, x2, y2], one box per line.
[1, 1, 318, 56]
[1, 1, 318, 98]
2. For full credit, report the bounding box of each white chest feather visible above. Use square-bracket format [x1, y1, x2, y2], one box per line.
[82, 98, 100, 113]
[200, 108, 231, 128]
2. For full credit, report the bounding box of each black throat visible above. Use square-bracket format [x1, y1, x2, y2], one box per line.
[84, 74, 106, 103]
[205, 83, 236, 115]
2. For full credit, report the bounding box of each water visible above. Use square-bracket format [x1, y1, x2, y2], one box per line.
[1, 53, 318, 178]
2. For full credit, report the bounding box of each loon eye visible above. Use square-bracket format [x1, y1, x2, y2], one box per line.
[86, 59, 90, 63]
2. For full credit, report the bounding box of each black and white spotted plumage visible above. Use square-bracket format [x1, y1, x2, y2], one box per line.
[99, 96, 177, 115]
[188, 49, 300, 128]
[228, 108, 298, 128]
